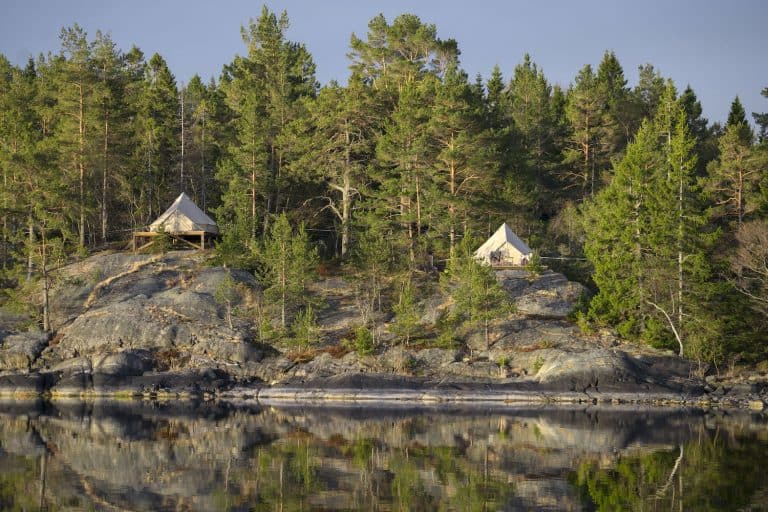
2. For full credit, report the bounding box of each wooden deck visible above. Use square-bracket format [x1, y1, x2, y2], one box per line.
[132, 230, 215, 252]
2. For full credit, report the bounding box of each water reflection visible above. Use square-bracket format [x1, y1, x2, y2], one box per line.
[0, 400, 765, 511]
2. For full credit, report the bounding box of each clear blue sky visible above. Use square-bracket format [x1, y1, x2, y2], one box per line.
[2, 0, 766, 126]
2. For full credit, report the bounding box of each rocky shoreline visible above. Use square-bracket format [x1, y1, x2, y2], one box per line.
[0, 369, 765, 411]
[0, 251, 766, 412]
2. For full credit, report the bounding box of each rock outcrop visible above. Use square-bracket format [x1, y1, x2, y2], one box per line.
[0, 251, 727, 403]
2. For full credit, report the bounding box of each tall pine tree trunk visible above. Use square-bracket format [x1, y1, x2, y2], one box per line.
[449, 152, 456, 256]
[78, 84, 86, 248]
[677, 157, 684, 355]
[101, 115, 109, 242]
[27, 216, 34, 281]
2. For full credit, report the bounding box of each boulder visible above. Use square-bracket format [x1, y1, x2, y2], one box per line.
[0, 372, 51, 394]
[497, 270, 587, 318]
[93, 349, 155, 376]
[536, 349, 656, 393]
[414, 348, 459, 368]
[0, 330, 49, 370]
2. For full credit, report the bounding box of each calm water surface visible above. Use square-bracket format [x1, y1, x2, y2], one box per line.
[0, 400, 766, 511]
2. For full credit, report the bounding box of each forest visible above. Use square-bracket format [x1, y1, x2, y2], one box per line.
[1, 7, 766, 367]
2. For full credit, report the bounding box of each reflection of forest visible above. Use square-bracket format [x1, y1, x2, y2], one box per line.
[0, 401, 766, 511]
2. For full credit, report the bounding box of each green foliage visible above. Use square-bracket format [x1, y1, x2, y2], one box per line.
[525, 251, 544, 274]
[261, 213, 318, 329]
[351, 325, 375, 356]
[214, 270, 239, 329]
[391, 277, 421, 345]
[290, 304, 320, 348]
[0, 14, 766, 366]
[441, 232, 511, 351]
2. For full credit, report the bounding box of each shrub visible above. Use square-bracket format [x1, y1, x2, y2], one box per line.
[352, 325, 375, 356]
[291, 305, 321, 348]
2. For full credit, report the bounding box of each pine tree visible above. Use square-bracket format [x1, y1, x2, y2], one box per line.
[289, 79, 378, 257]
[705, 123, 760, 227]
[373, 78, 434, 264]
[129, 53, 179, 225]
[50, 25, 98, 248]
[596, 50, 632, 148]
[563, 64, 616, 199]
[440, 233, 510, 352]
[391, 277, 420, 346]
[633, 64, 665, 121]
[348, 13, 458, 95]
[216, 6, 316, 249]
[428, 62, 493, 255]
[506, 54, 557, 210]
[91, 31, 131, 242]
[261, 213, 318, 329]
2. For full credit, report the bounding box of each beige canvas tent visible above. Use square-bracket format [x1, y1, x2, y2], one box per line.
[133, 193, 218, 251]
[474, 223, 532, 266]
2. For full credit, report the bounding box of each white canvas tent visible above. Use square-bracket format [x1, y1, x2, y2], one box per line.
[149, 192, 218, 234]
[474, 223, 532, 266]
[133, 193, 218, 251]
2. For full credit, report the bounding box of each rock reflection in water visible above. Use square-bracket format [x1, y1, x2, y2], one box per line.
[0, 401, 766, 511]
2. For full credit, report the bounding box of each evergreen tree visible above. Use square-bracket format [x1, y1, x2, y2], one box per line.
[585, 95, 718, 361]
[348, 13, 458, 95]
[752, 87, 768, 144]
[726, 96, 754, 143]
[216, 6, 316, 251]
[129, 52, 179, 224]
[633, 64, 665, 121]
[373, 78, 434, 264]
[50, 25, 99, 248]
[705, 123, 761, 227]
[506, 54, 556, 211]
[289, 79, 379, 257]
[91, 30, 131, 241]
[440, 233, 510, 352]
[261, 213, 318, 329]
[391, 277, 420, 346]
[563, 64, 615, 200]
[678, 85, 714, 175]
[183, 75, 225, 211]
[596, 50, 632, 148]
[428, 62, 493, 255]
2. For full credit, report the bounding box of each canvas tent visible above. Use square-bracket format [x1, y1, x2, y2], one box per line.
[474, 223, 532, 266]
[133, 193, 218, 251]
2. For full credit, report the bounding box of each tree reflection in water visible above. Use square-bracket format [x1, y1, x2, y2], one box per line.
[0, 401, 765, 511]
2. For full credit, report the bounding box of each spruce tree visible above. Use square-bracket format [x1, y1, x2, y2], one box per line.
[726, 96, 754, 143]
[585, 91, 717, 360]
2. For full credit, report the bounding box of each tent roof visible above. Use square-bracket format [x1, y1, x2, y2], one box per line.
[474, 223, 532, 258]
[149, 192, 218, 234]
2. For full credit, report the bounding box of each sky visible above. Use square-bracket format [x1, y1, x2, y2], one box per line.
[1, 0, 766, 126]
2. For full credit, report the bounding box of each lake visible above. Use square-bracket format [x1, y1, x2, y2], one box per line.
[0, 400, 766, 511]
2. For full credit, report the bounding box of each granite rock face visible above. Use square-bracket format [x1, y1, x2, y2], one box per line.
[32, 252, 261, 374]
[0, 330, 49, 370]
[496, 269, 587, 318]
[0, 252, 711, 400]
